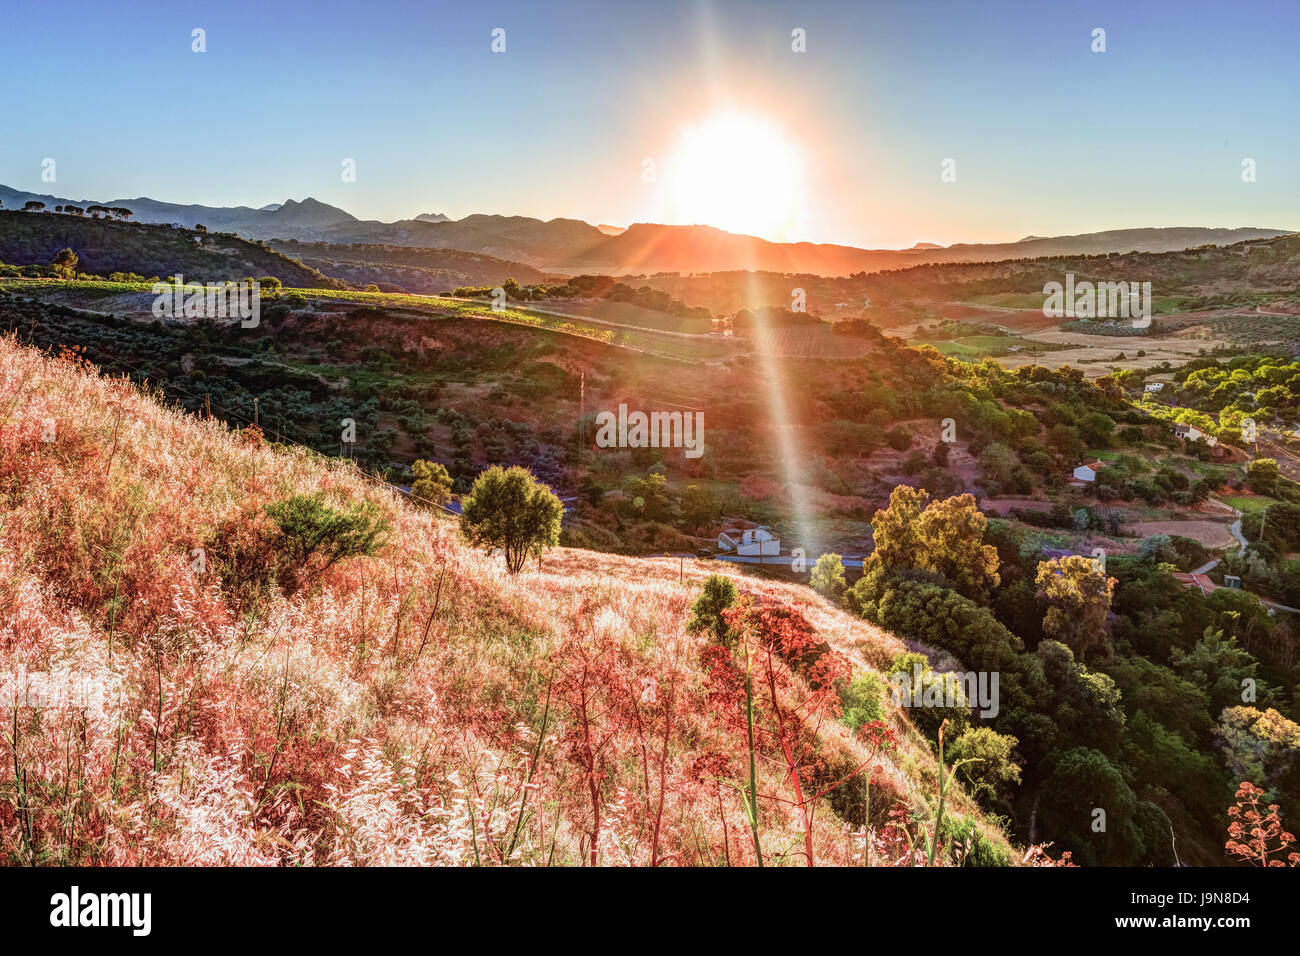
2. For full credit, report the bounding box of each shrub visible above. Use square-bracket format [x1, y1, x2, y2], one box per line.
[264, 492, 391, 590]
[946, 726, 1022, 804]
[840, 670, 886, 730]
[940, 812, 1013, 867]
[410, 459, 453, 507]
[810, 552, 846, 604]
[686, 574, 737, 644]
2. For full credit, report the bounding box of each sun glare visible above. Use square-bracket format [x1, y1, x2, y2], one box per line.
[667, 114, 799, 241]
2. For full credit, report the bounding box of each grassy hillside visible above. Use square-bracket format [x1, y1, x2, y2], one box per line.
[0, 336, 1016, 866]
[0, 210, 348, 289]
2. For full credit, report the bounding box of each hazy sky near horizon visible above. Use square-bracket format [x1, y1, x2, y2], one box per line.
[3, 0, 1298, 248]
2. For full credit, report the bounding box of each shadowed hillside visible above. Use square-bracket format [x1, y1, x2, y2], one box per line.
[0, 210, 348, 289]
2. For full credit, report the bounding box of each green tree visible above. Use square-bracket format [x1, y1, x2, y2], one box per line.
[810, 552, 847, 604]
[1171, 624, 1261, 714]
[869, 485, 1000, 602]
[978, 442, 1018, 486]
[459, 465, 563, 574]
[1035, 555, 1116, 661]
[947, 726, 1022, 804]
[1216, 706, 1300, 820]
[410, 459, 454, 507]
[50, 247, 78, 278]
[1033, 640, 1125, 758]
[1038, 747, 1168, 866]
[839, 670, 886, 730]
[264, 492, 391, 589]
[681, 483, 720, 530]
[885, 652, 969, 742]
[687, 574, 737, 644]
[258, 276, 283, 292]
[625, 471, 672, 522]
[1246, 458, 1280, 496]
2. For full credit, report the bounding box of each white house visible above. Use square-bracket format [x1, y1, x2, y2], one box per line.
[1174, 423, 1218, 447]
[1072, 461, 1105, 483]
[1144, 382, 1165, 393]
[717, 525, 781, 556]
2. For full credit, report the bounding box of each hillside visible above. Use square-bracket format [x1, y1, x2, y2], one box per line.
[0, 210, 348, 289]
[0, 336, 1014, 866]
[314, 214, 611, 267]
[642, 232, 1300, 321]
[267, 239, 552, 293]
[560, 224, 1293, 277]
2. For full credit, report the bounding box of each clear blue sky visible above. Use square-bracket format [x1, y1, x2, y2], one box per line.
[3, 0, 1297, 247]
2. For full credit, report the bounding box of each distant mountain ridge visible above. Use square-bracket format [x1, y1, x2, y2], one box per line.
[0, 184, 357, 235]
[0, 183, 1292, 278]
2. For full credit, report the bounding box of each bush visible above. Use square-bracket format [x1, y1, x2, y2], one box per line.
[264, 492, 391, 590]
[810, 552, 847, 604]
[687, 574, 737, 644]
[411, 459, 453, 507]
[840, 670, 886, 730]
[940, 812, 1013, 867]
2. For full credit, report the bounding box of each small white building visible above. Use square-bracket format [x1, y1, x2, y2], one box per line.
[1174, 423, 1218, 447]
[1144, 382, 1164, 393]
[1073, 461, 1105, 483]
[717, 525, 781, 556]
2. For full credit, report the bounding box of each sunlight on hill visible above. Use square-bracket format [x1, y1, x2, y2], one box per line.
[0, 337, 1013, 866]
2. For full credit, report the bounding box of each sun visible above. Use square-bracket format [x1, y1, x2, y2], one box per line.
[666, 114, 799, 241]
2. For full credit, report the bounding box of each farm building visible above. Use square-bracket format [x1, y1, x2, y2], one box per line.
[716, 523, 781, 556]
[1174, 423, 1218, 447]
[1072, 461, 1106, 483]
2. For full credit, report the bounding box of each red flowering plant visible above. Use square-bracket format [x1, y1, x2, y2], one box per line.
[1226, 781, 1300, 866]
[701, 597, 850, 866]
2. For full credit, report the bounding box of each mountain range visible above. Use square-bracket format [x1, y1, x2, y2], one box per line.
[1, 183, 1292, 278]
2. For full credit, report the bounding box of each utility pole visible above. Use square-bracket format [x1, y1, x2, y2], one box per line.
[578, 369, 585, 463]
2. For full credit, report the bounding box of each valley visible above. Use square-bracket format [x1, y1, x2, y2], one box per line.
[3, 199, 1299, 873]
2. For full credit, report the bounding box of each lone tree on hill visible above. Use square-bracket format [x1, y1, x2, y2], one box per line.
[459, 465, 563, 574]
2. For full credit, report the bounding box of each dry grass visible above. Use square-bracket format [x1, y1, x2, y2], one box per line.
[0, 337, 1012, 866]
